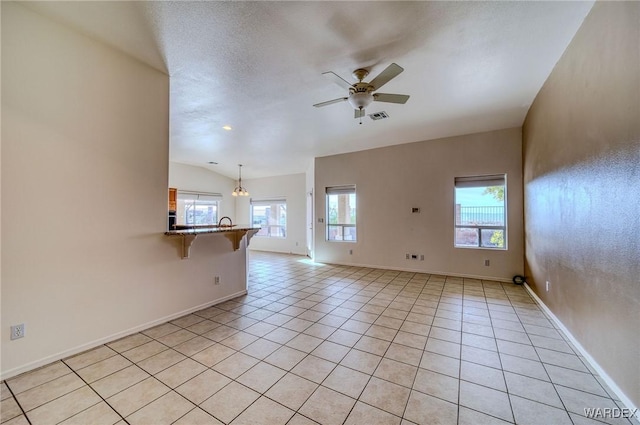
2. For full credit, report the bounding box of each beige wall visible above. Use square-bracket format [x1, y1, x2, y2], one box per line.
[315, 128, 524, 280]
[236, 173, 307, 256]
[523, 1, 639, 407]
[1, 3, 248, 378]
[306, 161, 315, 257]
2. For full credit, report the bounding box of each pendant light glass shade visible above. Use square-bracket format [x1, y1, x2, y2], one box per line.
[232, 164, 249, 197]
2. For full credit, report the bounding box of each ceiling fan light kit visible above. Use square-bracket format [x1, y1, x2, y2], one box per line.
[313, 63, 410, 124]
[348, 91, 373, 110]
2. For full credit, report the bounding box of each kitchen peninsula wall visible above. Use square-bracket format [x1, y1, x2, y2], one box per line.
[1, 3, 248, 379]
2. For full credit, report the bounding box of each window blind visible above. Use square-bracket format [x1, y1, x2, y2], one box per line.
[326, 185, 356, 195]
[250, 198, 286, 206]
[454, 175, 505, 189]
[177, 191, 223, 201]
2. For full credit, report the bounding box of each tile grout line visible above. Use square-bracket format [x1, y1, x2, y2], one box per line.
[485, 281, 512, 399]
[186, 268, 356, 424]
[493, 282, 623, 425]
[513, 295, 623, 424]
[483, 278, 516, 424]
[279, 267, 369, 424]
[259, 268, 370, 424]
[4, 379, 34, 425]
[467, 279, 525, 424]
[512, 306, 578, 425]
[58, 357, 132, 425]
[446, 277, 466, 425]
[294, 272, 394, 424]
[300, 270, 408, 422]
[340, 272, 424, 424]
[400, 274, 447, 423]
[288, 260, 612, 422]
[74, 334, 217, 423]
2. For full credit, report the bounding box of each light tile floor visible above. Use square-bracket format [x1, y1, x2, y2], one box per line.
[2, 252, 638, 425]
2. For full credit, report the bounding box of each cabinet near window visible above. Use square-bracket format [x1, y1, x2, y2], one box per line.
[169, 188, 177, 212]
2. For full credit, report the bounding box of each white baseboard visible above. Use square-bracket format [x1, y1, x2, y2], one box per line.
[248, 247, 307, 256]
[0, 290, 247, 381]
[317, 259, 513, 283]
[523, 283, 638, 416]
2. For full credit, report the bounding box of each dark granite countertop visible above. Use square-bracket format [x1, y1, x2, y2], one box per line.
[164, 225, 259, 236]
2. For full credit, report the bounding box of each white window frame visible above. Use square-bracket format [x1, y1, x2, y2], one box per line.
[326, 185, 357, 242]
[176, 191, 222, 226]
[454, 175, 507, 250]
[251, 198, 287, 238]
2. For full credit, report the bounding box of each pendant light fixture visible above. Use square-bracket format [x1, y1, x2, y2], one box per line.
[232, 164, 249, 197]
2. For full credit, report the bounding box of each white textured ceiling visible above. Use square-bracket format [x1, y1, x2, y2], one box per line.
[25, 1, 594, 179]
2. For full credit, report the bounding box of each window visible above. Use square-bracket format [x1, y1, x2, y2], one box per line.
[251, 199, 287, 238]
[454, 175, 506, 249]
[176, 191, 221, 226]
[326, 186, 357, 242]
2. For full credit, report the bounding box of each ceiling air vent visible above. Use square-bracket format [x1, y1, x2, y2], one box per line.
[369, 111, 389, 121]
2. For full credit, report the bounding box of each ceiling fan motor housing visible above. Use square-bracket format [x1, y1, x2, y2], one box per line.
[352, 68, 369, 81]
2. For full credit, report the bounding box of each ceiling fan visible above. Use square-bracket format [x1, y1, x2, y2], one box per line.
[313, 63, 410, 123]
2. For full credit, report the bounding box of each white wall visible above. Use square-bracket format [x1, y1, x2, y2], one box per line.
[1, 3, 248, 378]
[314, 128, 524, 280]
[169, 162, 236, 221]
[236, 173, 307, 255]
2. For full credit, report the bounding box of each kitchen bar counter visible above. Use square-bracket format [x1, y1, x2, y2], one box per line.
[165, 225, 260, 259]
[165, 224, 259, 235]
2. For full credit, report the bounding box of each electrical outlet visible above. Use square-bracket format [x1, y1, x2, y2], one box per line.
[420, 255, 424, 261]
[546, 281, 550, 292]
[11, 324, 25, 340]
[484, 259, 490, 266]
[214, 276, 220, 285]
[349, 249, 353, 255]
[406, 254, 410, 260]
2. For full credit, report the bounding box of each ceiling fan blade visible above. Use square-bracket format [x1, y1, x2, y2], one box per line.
[354, 109, 365, 119]
[322, 71, 353, 90]
[313, 97, 348, 108]
[369, 63, 404, 90]
[373, 93, 410, 104]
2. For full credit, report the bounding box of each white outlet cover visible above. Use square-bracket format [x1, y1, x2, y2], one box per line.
[10, 324, 25, 340]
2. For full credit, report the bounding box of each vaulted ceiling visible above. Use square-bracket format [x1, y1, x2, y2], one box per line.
[25, 1, 594, 179]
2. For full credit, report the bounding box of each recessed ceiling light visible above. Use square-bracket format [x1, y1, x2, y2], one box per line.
[222, 125, 232, 131]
